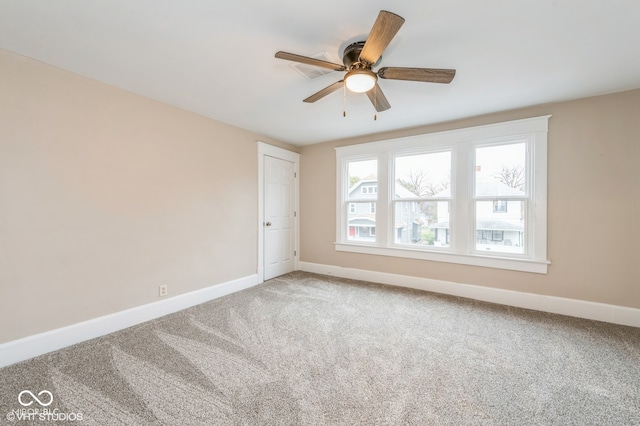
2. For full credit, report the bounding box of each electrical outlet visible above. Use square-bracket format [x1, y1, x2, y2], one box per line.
[159, 285, 168, 297]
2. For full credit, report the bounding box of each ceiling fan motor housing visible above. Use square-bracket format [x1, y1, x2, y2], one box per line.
[342, 41, 381, 69]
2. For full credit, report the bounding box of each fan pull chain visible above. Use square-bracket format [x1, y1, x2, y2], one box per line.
[374, 86, 377, 121]
[343, 83, 347, 117]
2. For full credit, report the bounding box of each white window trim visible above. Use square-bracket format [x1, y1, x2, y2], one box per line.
[335, 116, 551, 274]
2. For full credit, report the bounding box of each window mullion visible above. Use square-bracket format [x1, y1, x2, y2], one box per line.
[337, 157, 347, 244]
[376, 152, 390, 247]
[454, 144, 470, 253]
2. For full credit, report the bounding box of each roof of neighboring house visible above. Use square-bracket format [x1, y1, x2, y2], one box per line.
[433, 178, 524, 198]
[429, 220, 523, 231]
[348, 215, 406, 229]
[351, 177, 521, 199]
[348, 178, 377, 197]
[476, 220, 523, 231]
[348, 178, 426, 199]
[347, 217, 376, 226]
[394, 184, 417, 199]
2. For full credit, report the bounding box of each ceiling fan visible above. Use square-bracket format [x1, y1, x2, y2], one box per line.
[275, 10, 456, 112]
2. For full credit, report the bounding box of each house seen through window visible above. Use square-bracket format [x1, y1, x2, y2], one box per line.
[347, 159, 377, 242]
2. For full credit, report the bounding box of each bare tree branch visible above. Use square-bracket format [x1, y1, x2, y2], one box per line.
[493, 166, 525, 191]
[396, 169, 448, 197]
[397, 170, 430, 197]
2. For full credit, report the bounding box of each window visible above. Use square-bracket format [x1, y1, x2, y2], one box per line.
[493, 200, 508, 213]
[345, 159, 377, 243]
[336, 116, 550, 273]
[393, 151, 451, 247]
[475, 143, 526, 254]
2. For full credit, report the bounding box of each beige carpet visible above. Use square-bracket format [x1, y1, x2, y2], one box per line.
[1, 272, 639, 424]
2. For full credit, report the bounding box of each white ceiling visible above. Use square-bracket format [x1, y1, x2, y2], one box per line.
[1, 1, 639, 146]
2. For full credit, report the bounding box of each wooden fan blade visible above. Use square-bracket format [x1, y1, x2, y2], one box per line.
[303, 80, 345, 103]
[275, 51, 346, 71]
[378, 67, 456, 84]
[366, 83, 391, 112]
[359, 11, 405, 65]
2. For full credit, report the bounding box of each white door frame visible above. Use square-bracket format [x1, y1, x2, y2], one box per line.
[257, 142, 300, 283]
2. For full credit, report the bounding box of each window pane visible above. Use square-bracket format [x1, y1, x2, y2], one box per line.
[475, 200, 525, 254]
[493, 200, 508, 213]
[347, 202, 376, 242]
[395, 152, 451, 199]
[347, 159, 377, 200]
[475, 143, 526, 197]
[394, 201, 450, 247]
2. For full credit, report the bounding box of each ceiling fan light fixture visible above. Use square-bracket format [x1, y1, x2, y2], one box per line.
[344, 69, 377, 93]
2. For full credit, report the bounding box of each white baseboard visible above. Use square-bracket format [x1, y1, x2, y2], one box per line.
[298, 262, 640, 328]
[4, 266, 637, 368]
[0, 274, 259, 368]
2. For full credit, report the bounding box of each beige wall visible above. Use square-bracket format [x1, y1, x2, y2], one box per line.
[0, 49, 296, 343]
[300, 89, 640, 309]
[1, 45, 638, 345]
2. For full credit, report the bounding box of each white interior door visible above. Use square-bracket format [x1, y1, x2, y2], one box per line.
[264, 155, 296, 280]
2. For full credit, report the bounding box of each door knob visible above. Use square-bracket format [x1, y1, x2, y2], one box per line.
[265, 222, 272, 227]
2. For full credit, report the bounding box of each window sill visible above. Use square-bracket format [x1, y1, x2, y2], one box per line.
[334, 242, 549, 274]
